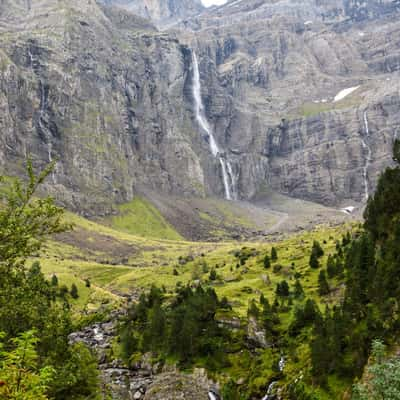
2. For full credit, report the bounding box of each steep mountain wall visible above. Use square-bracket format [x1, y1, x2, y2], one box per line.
[177, 0, 400, 204]
[0, 0, 216, 214]
[98, 0, 204, 27]
[0, 0, 399, 214]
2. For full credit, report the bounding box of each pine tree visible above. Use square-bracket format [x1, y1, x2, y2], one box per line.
[70, 283, 79, 299]
[309, 252, 320, 269]
[247, 299, 260, 318]
[318, 270, 330, 296]
[293, 279, 304, 299]
[143, 300, 165, 353]
[271, 247, 278, 261]
[326, 255, 336, 278]
[51, 274, 58, 286]
[312, 240, 324, 258]
[276, 280, 290, 297]
[393, 138, 400, 162]
[209, 268, 217, 281]
[120, 322, 138, 365]
[263, 254, 271, 269]
[59, 285, 69, 298]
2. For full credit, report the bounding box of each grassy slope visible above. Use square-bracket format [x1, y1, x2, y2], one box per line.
[37, 208, 354, 398]
[40, 209, 352, 312]
[104, 197, 183, 241]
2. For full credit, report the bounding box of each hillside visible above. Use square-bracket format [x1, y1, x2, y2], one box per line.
[1, 1, 400, 400]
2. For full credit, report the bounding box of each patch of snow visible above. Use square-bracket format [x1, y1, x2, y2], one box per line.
[333, 86, 360, 102]
[340, 206, 356, 215]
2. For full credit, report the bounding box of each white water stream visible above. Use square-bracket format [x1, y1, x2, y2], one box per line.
[261, 356, 285, 399]
[29, 48, 56, 183]
[192, 51, 236, 200]
[361, 110, 372, 201]
[261, 381, 277, 400]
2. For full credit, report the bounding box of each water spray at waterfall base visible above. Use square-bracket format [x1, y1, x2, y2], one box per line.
[191, 51, 237, 200]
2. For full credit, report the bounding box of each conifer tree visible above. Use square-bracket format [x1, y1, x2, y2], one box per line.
[51, 274, 58, 286]
[318, 270, 330, 296]
[271, 247, 278, 261]
[309, 252, 320, 269]
[70, 283, 79, 299]
[326, 255, 336, 278]
[263, 254, 271, 269]
[293, 279, 304, 299]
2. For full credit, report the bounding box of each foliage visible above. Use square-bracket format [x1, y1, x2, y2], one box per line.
[276, 280, 290, 297]
[318, 270, 330, 296]
[120, 284, 231, 368]
[352, 340, 400, 400]
[271, 247, 278, 261]
[309, 252, 320, 269]
[70, 283, 79, 299]
[0, 160, 69, 270]
[263, 254, 271, 269]
[0, 330, 54, 400]
[310, 142, 400, 388]
[0, 162, 100, 399]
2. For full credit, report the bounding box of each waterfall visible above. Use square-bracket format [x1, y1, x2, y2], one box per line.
[361, 110, 372, 201]
[261, 356, 285, 399]
[191, 51, 236, 200]
[39, 82, 52, 164]
[29, 48, 56, 183]
[261, 381, 277, 400]
[278, 356, 285, 372]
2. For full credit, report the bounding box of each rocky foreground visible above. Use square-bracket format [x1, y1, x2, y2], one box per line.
[69, 315, 220, 399]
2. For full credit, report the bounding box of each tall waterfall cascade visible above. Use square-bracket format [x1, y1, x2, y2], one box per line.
[361, 110, 372, 201]
[191, 51, 237, 200]
[30, 48, 56, 184]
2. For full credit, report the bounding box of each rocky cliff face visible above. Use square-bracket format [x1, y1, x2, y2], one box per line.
[0, 0, 214, 214]
[98, 0, 204, 27]
[0, 0, 399, 214]
[177, 0, 400, 205]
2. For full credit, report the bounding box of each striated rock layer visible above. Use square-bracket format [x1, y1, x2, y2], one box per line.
[0, 0, 212, 214]
[0, 0, 400, 214]
[176, 0, 400, 205]
[98, 0, 204, 27]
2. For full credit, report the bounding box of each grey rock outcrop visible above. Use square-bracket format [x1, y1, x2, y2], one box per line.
[98, 0, 204, 27]
[0, 0, 213, 214]
[177, 0, 400, 205]
[0, 0, 400, 215]
[70, 318, 215, 399]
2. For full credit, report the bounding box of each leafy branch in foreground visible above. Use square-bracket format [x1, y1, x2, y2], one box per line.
[0, 159, 71, 271]
[0, 330, 54, 400]
[0, 161, 100, 400]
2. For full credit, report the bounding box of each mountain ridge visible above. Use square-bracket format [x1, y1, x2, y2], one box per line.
[0, 0, 399, 218]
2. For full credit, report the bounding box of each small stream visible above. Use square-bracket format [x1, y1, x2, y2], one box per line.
[261, 356, 285, 400]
